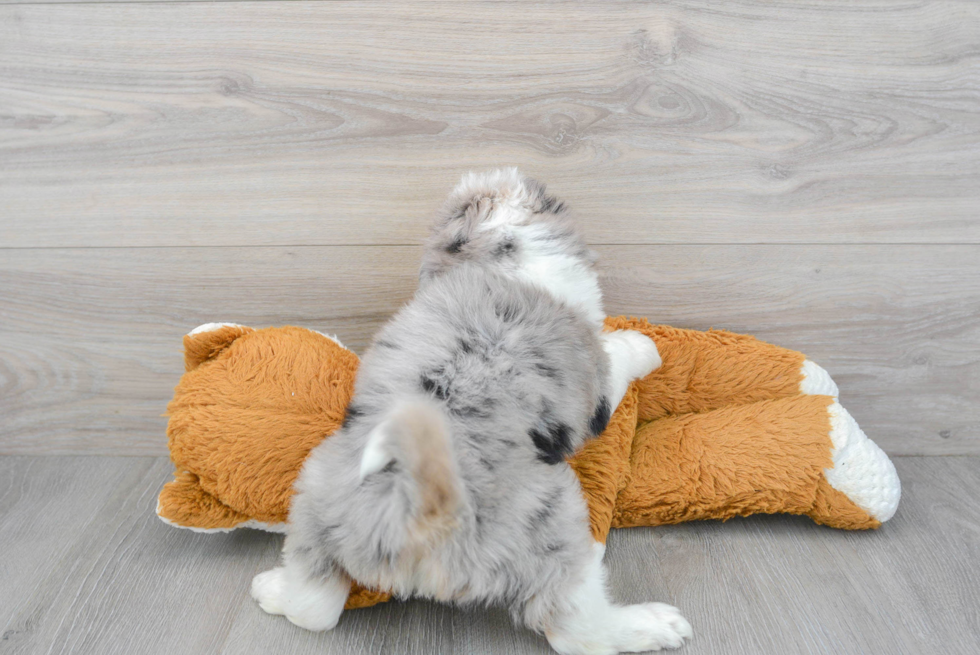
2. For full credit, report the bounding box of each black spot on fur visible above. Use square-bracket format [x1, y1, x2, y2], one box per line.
[528, 488, 562, 534]
[532, 499, 556, 524]
[494, 300, 520, 323]
[493, 238, 517, 259]
[420, 373, 450, 400]
[535, 362, 561, 380]
[375, 541, 393, 566]
[458, 339, 473, 354]
[315, 523, 341, 544]
[342, 404, 363, 429]
[535, 194, 567, 215]
[529, 422, 573, 465]
[589, 397, 611, 436]
[478, 455, 496, 472]
[375, 339, 399, 350]
[450, 404, 491, 419]
[446, 237, 468, 254]
[312, 557, 339, 578]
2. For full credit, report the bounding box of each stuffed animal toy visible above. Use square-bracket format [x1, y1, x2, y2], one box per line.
[157, 318, 901, 609]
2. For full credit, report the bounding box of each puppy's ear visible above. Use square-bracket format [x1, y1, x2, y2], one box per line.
[182, 323, 253, 371]
[360, 422, 395, 479]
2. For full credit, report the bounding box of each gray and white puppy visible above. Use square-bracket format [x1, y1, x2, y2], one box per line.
[252, 169, 692, 654]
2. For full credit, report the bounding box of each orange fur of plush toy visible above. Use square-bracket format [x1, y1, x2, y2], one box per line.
[158, 319, 887, 609]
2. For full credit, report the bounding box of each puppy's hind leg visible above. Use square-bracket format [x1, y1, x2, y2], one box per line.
[251, 552, 350, 632]
[600, 330, 661, 413]
[541, 545, 691, 655]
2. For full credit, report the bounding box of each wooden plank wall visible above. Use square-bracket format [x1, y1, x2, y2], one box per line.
[2, 1, 978, 456]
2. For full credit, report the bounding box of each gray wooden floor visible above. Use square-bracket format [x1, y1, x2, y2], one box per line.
[0, 455, 977, 655]
[2, 1, 979, 653]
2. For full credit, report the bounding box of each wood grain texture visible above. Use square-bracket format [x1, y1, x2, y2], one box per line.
[1, 456, 977, 654]
[1, 244, 976, 456]
[2, 0, 978, 247]
[610, 456, 980, 655]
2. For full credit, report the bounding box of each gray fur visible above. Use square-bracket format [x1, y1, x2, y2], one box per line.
[420, 172, 595, 285]
[261, 169, 689, 651]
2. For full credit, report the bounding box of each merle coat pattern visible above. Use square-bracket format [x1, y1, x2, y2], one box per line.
[251, 169, 691, 655]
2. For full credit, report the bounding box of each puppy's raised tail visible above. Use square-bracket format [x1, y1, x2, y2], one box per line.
[359, 399, 461, 542]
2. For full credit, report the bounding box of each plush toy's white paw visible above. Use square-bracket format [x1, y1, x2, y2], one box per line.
[799, 359, 840, 397]
[826, 402, 901, 522]
[800, 360, 901, 522]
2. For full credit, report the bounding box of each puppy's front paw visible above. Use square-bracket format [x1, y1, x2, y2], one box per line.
[604, 330, 662, 381]
[614, 603, 692, 652]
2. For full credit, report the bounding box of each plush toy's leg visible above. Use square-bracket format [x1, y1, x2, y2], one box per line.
[251, 546, 351, 631]
[600, 330, 662, 414]
[538, 543, 692, 655]
[182, 322, 253, 371]
[612, 395, 898, 530]
[605, 319, 809, 421]
[817, 408, 901, 525]
[797, 360, 901, 524]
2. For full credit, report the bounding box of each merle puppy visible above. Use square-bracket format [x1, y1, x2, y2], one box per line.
[251, 169, 692, 654]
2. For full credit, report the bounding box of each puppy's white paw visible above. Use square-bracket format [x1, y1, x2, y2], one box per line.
[613, 603, 692, 652]
[547, 601, 692, 655]
[251, 565, 347, 632]
[251, 567, 287, 616]
[604, 330, 662, 381]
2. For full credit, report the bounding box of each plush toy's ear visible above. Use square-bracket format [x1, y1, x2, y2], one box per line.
[182, 322, 254, 371]
[157, 469, 262, 532]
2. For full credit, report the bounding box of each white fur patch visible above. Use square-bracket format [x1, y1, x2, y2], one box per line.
[359, 424, 393, 479]
[545, 542, 691, 654]
[825, 402, 901, 522]
[251, 565, 349, 632]
[456, 168, 527, 227]
[601, 331, 662, 412]
[513, 223, 605, 327]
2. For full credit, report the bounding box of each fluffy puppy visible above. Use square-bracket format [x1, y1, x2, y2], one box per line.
[251, 169, 692, 654]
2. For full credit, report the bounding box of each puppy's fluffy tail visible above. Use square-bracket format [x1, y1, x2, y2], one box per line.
[359, 399, 461, 542]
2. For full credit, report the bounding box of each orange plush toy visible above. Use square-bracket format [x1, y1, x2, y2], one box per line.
[157, 319, 901, 609]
